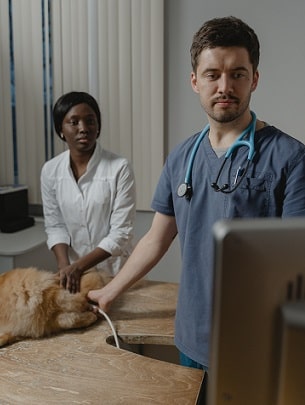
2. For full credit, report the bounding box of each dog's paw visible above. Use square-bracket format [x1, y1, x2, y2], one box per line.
[0, 332, 17, 347]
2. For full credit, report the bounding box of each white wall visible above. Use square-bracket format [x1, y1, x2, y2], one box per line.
[143, 0, 305, 283]
[166, 0, 305, 150]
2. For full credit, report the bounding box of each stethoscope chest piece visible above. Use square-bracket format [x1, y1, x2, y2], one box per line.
[177, 183, 192, 200]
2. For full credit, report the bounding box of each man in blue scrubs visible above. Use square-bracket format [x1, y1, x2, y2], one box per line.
[88, 16, 305, 401]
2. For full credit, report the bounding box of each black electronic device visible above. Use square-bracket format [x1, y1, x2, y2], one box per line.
[0, 185, 34, 233]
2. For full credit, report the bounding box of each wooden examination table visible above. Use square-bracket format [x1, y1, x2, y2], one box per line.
[0, 279, 203, 404]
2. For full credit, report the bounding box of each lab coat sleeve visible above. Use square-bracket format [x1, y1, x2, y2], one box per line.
[97, 161, 136, 256]
[40, 163, 71, 250]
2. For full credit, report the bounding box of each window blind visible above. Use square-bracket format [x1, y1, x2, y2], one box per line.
[0, 0, 164, 210]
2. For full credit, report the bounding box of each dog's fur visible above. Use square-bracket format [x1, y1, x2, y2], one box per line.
[0, 267, 104, 347]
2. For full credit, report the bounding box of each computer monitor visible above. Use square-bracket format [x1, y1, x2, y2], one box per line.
[208, 218, 305, 405]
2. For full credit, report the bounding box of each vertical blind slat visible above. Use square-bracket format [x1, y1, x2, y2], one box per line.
[0, 2, 14, 184]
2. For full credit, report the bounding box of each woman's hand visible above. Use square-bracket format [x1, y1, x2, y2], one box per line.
[57, 247, 111, 293]
[59, 263, 83, 293]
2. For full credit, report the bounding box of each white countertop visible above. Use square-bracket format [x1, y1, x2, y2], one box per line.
[0, 218, 47, 256]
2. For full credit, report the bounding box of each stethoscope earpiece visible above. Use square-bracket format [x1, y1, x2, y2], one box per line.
[211, 183, 229, 192]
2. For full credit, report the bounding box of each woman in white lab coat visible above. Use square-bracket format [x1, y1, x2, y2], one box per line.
[41, 91, 136, 293]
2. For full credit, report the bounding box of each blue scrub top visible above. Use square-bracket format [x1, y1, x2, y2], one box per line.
[151, 124, 305, 367]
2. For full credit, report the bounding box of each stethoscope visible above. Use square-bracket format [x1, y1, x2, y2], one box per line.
[177, 111, 257, 200]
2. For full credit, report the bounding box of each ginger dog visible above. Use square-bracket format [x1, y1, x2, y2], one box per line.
[0, 267, 104, 347]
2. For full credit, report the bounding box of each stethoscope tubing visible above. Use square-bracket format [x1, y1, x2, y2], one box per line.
[178, 111, 257, 198]
[184, 124, 209, 183]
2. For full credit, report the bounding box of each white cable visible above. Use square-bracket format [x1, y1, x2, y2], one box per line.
[92, 305, 120, 349]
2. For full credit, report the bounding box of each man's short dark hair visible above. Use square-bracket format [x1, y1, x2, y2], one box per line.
[190, 16, 260, 74]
